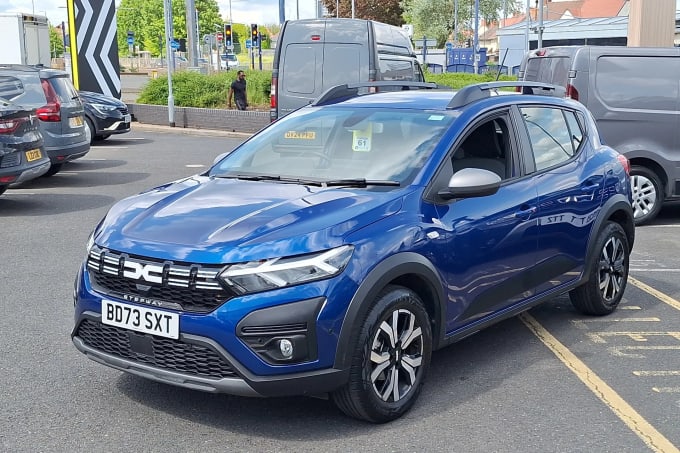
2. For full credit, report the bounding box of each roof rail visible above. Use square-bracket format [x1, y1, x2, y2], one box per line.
[312, 81, 439, 106]
[447, 81, 566, 109]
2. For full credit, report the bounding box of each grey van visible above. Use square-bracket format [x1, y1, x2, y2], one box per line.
[518, 46, 680, 224]
[270, 18, 424, 121]
[0, 65, 90, 176]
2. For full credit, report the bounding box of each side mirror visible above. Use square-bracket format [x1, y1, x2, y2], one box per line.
[212, 152, 228, 166]
[438, 168, 502, 200]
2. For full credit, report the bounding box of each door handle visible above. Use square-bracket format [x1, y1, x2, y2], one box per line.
[515, 205, 537, 219]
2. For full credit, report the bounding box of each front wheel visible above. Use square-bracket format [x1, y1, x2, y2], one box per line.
[570, 221, 630, 316]
[332, 285, 432, 423]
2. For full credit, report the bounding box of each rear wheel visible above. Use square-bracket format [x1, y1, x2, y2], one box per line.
[42, 163, 63, 177]
[332, 285, 432, 423]
[570, 222, 630, 315]
[631, 165, 662, 225]
[0, 185, 7, 196]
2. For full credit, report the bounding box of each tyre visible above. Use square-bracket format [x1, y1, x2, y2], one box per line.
[332, 285, 432, 423]
[570, 222, 630, 316]
[0, 185, 7, 196]
[630, 165, 662, 225]
[42, 163, 63, 177]
[85, 117, 97, 143]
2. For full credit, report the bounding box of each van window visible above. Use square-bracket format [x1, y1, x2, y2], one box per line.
[282, 45, 319, 94]
[322, 46, 361, 88]
[595, 56, 679, 111]
[524, 57, 570, 86]
[379, 58, 415, 80]
[521, 107, 580, 171]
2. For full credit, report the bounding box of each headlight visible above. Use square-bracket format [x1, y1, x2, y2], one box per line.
[86, 230, 95, 253]
[218, 245, 353, 295]
[90, 103, 118, 115]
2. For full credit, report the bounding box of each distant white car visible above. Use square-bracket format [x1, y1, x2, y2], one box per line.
[220, 53, 239, 69]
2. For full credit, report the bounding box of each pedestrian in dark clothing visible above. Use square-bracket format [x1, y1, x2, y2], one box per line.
[228, 70, 247, 110]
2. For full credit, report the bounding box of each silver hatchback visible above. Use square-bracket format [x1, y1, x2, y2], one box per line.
[0, 65, 90, 176]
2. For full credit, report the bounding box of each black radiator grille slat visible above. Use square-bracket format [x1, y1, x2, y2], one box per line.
[86, 246, 235, 313]
[76, 320, 238, 379]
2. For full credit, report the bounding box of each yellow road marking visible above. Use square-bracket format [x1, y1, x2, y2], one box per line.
[520, 313, 679, 453]
[621, 306, 642, 310]
[634, 371, 680, 377]
[572, 318, 660, 329]
[587, 332, 680, 343]
[629, 277, 680, 311]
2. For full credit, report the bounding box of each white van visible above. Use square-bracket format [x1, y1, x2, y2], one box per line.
[270, 18, 424, 121]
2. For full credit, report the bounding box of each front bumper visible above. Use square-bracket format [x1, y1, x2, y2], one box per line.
[72, 312, 349, 397]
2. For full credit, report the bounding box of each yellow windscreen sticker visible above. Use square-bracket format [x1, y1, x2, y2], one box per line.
[352, 123, 372, 152]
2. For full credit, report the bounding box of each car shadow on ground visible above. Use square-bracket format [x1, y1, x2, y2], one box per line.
[114, 316, 538, 439]
[91, 137, 152, 146]
[647, 202, 680, 226]
[11, 161, 150, 189]
[0, 193, 116, 216]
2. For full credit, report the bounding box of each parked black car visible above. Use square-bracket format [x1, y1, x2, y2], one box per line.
[79, 91, 131, 143]
[0, 97, 50, 196]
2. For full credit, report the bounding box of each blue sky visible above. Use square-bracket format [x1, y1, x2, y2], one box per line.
[1, 0, 678, 29]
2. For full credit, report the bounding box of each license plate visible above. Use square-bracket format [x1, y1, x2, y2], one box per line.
[124, 114, 131, 123]
[69, 116, 83, 127]
[101, 299, 179, 339]
[25, 148, 42, 162]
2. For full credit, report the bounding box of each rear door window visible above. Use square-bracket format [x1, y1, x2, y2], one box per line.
[322, 45, 361, 88]
[524, 56, 570, 86]
[282, 44, 320, 94]
[379, 58, 415, 81]
[521, 106, 582, 171]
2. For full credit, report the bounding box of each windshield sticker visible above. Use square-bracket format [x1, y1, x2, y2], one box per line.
[352, 124, 372, 152]
[428, 115, 445, 121]
[284, 131, 316, 140]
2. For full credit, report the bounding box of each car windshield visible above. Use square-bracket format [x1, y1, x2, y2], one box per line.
[210, 107, 453, 184]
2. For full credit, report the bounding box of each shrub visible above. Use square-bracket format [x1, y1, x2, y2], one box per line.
[424, 72, 517, 89]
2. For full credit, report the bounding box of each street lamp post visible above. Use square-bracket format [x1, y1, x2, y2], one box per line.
[163, 0, 175, 127]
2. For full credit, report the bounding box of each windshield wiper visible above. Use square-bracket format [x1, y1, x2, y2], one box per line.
[322, 178, 400, 187]
[216, 174, 324, 185]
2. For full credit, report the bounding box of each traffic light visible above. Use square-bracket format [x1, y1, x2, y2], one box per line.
[224, 24, 232, 47]
[251, 24, 258, 44]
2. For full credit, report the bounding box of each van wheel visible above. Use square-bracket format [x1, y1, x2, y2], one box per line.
[42, 163, 63, 177]
[331, 285, 432, 423]
[570, 222, 629, 316]
[631, 166, 662, 225]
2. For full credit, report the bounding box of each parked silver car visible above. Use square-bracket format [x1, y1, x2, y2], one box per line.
[0, 65, 90, 176]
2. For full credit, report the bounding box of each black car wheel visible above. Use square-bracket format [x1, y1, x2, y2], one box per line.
[42, 163, 63, 177]
[570, 221, 630, 316]
[0, 185, 7, 196]
[631, 165, 663, 225]
[332, 285, 432, 423]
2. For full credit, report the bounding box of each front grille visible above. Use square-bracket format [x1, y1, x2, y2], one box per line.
[0, 152, 20, 168]
[117, 106, 129, 116]
[87, 246, 235, 313]
[76, 319, 239, 379]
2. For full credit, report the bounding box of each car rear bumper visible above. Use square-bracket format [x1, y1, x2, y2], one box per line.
[13, 159, 51, 183]
[45, 139, 90, 163]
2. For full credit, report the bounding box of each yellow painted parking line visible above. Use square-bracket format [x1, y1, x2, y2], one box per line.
[588, 332, 680, 343]
[629, 277, 680, 311]
[652, 388, 680, 393]
[520, 313, 679, 453]
[609, 346, 680, 358]
[634, 371, 680, 377]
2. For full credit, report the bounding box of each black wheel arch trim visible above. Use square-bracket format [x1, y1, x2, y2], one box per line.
[333, 252, 446, 370]
[583, 195, 634, 280]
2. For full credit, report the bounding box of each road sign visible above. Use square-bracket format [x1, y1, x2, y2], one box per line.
[126, 36, 134, 45]
[217, 32, 223, 42]
[445, 42, 453, 50]
[245, 39, 252, 49]
[414, 39, 437, 48]
[170, 40, 179, 50]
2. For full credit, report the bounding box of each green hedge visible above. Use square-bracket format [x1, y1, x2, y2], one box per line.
[136, 70, 517, 109]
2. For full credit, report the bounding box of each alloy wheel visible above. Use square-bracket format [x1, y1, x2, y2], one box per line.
[369, 308, 424, 402]
[631, 174, 657, 221]
[598, 235, 626, 302]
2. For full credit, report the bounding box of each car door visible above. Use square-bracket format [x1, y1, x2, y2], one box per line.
[515, 105, 604, 294]
[425, 112, 540, 333]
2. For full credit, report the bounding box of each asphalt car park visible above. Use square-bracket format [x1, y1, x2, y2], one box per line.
[0, 127, 678, 451]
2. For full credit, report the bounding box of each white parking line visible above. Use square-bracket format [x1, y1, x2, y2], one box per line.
[634, 371, 680, 377]
[91, 146, 129, 149]
[185, 164, 205, 168]
[609, 345, 680, 358]
[631, 269, 680, 272]
[652, 387, 680, 393]
[629, 278, 680, 311]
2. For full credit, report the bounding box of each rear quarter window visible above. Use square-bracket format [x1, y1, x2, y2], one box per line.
[595, 56, 680, 111]
[47, 76, 79, 103]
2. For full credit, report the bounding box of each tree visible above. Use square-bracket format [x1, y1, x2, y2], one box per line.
[402, 0, 522, 47]
[49, 26, 65, 58]
[116, 0, 222, 57]
[321, 0, 405, 26]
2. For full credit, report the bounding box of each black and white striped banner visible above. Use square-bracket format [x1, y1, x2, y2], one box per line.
[67, 0, 121, 98]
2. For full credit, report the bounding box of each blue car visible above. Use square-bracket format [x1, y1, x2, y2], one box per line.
[72, 81, 634, 423]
